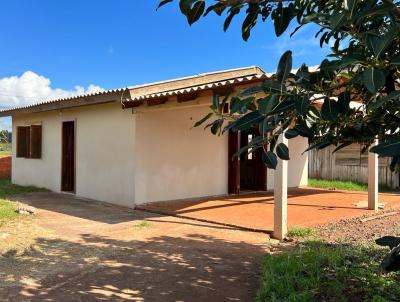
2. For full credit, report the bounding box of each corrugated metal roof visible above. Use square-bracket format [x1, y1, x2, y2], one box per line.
[0, 88, 128, 116]
[0, 66, 268, 116]
[124, 73, 269, 103]
[128, 66, 266, 90]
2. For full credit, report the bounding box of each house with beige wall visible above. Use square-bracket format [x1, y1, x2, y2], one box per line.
[0, 66, 308, 208]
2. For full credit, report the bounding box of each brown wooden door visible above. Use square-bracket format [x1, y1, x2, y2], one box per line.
[62, 121, 75, 192]
[239, 129, 267, 191]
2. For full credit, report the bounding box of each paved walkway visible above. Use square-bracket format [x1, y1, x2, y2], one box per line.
[140, 188, 400, 232]
[2, 192, 269, 302]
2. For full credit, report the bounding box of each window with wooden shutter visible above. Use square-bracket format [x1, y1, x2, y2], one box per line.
[30, 125, 42, 159]
[16, 124, 42, 159]
[17, 126, 30, 158]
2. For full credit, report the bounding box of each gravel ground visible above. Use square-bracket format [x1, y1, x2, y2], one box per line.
[317, 209, 400, 244]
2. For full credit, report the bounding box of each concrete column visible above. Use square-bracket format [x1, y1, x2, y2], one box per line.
[368, 139, 379, 211]
[273, 134, 288, 240]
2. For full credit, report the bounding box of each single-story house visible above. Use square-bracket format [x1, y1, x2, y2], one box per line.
[0, 66, 308, 208]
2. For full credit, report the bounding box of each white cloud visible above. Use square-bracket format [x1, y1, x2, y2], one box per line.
[262, 24, 331, 61]
[0, 117, 11, 131]
[0, 71, 104, 110]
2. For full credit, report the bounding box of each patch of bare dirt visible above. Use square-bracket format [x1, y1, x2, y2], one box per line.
[317, 209, 400, 244]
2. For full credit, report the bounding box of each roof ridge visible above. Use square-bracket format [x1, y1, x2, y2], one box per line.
[128, 66, 264, 90]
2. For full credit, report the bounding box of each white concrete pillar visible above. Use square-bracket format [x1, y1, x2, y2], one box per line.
[273, 134, 288, 240]
[368, 139, 379, 211]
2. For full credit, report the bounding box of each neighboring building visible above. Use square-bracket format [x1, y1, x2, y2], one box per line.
[0, 67, 308, 208]
[309, 143, 399, 189]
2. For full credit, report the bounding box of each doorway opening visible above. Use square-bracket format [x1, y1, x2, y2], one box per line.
[61, 121, 75, 192]
[228, 129, 267, 194]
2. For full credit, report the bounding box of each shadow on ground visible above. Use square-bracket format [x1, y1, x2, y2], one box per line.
[1, 232, 264, 302]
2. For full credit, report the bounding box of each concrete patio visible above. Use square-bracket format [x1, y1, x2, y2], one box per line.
[139, 188, 400, 233]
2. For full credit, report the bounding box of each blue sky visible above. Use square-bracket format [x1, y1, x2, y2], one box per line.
[0, 0, 330, 130]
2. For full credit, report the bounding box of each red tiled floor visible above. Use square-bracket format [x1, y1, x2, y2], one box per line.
[140, 188, 400, 232]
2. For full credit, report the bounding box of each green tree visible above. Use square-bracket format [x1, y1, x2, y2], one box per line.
[159, 0, 400, 170]
[0, 130, 11, 144]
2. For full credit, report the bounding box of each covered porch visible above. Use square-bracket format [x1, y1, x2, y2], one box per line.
[138, 187, 400, 235]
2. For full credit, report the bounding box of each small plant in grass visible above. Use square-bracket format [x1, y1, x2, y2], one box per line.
[287, 227, 316, 238]
[257, 241, 400, 302]
[0, 179, 46, 225]
[132, 220, 151, 229]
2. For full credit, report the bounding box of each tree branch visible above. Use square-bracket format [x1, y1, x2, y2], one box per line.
[382, 0, 400, 18]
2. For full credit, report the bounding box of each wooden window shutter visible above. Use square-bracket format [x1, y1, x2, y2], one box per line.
[30, 125, 42, 159]
[17, 126, 30, 158]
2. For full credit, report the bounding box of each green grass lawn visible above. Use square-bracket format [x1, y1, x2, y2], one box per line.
[0, 143, 11, 156]
[309, 178, 397, 193]
[257, 241, 400, 302]
[0, 178, 45, 225]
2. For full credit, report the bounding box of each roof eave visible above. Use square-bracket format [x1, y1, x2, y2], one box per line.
[0, 89, 128, 117]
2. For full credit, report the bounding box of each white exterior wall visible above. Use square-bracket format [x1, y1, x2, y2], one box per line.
[11, 99, 308, 207]
[267, 136, 309, 190]
[133, 104, 229, 205]
[12, 102, 136, 207]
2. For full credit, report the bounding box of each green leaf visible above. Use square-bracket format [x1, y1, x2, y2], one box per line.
[294, 124, 314, 138]
[362, 68, 385, 93]
[239, 85, 264, 97]
[276, 143, 290, 160]
[204, 3, 225, 16]
[370, 140, 400, 157]
[391, 55, 400, 65]
[157, 0, 174, 10]
[307, 106, 320, 121]
[233, 136, 264, 158]
[367, 98, 385, 110]
[224, 8, 240, 31]
[321, 98, 340, 121]
[285, 129, 299, 139]
[218, 92, 231, 114]
[272, 3, 295, 37]
[179, 0, 196, 14]
[211, 93, 219, 110]
[194, 112, 213, 127]
[329, 13, 346, 29]
[345, 0, 358, 17]
[366, 91, 399, 110]
[332, 142, 352, 153]
[366, 26, 397, 58]
[335, 54, 365, 69]
[187, 1, 205, 25]
[337, 92, 350, 114]
[268, 98, 295, 116]
[230, 111, 264, 131]
[276, 51, 292, 83]
[258, 95, 279, 115]
[242, 10, 258, 41]
[210, 119, 223, 135]
[269, 135, 278, 152]
[262, 151, 278, 169]
[295, 96, 309, 115]
[262, 81, 286, 93]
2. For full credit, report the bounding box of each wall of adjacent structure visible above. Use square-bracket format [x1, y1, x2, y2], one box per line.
[309, 144, 399, 188]
[12, 102, 136, 207]
[133, 101, 229, 204]
[267, 136, 309, 190]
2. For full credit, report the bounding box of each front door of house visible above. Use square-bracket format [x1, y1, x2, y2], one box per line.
[228, 129, 268, 194]
[240, 129, 264, 191]
[61, 121, 75, 192]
